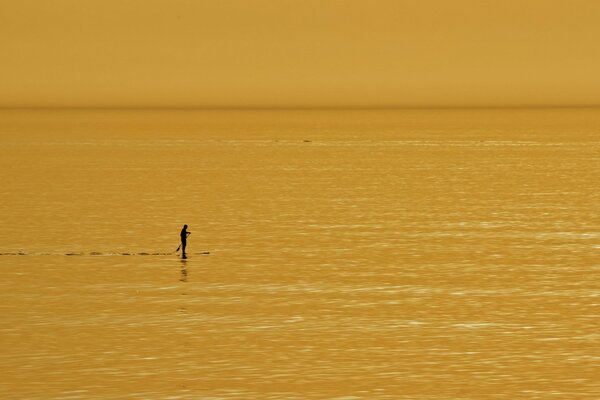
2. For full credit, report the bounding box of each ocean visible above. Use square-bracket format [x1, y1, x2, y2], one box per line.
[1, 109, 599, 399]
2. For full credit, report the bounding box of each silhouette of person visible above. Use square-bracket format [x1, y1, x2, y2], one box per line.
[180, 224, 191, 258]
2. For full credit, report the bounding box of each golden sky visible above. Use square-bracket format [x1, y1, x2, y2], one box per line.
[1, 0, 600, 108]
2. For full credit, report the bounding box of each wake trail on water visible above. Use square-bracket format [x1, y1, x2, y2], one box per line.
[0, 252, 210, 256]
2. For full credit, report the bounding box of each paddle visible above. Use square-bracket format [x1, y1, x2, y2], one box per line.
[175, 232, 190, 253]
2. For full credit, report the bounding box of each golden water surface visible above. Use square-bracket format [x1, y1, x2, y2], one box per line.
[1, 109, 599, 399]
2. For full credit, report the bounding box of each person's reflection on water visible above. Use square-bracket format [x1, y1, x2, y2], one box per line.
[180, 259, 188, 282]
[180, 224, 191, 258]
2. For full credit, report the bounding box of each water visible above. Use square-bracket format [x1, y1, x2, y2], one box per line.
[1, 109, 599, 399]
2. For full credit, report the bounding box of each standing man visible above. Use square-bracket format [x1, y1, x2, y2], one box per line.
[180, 224, 191, 258]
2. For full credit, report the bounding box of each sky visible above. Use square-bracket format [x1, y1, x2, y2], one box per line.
[1, 0, 600, 108]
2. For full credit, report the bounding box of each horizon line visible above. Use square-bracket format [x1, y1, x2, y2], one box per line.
[1, 104, 600, 112]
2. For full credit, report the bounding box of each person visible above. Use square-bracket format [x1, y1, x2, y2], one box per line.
[180, 224, 191, 258]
